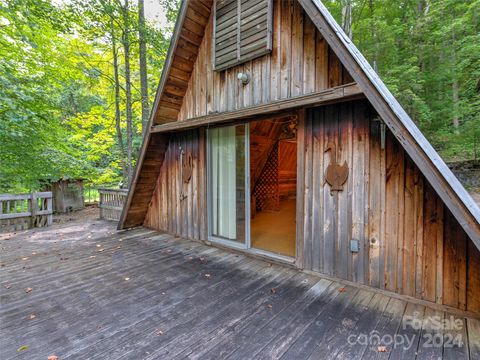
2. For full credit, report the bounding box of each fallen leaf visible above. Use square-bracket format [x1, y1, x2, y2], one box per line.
[266, 304, 273, 309]
[204, 273, 211, 278]
[17, 345, 29, 352]
[270, 288, 277, 294]
[48, 355, 59, 360]
[377, 346, 388, 352]
[90, 255, 96, 259]
[155, 329, 164, 336]
[28, 314, 36, 320]
[21, 257, 28, 261]
[25, 287, 33, 293]
[339, 287, 346, 293]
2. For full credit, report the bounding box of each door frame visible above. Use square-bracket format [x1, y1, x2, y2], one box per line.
[206, 118, 302, 265]
[206, 123, 251, 250]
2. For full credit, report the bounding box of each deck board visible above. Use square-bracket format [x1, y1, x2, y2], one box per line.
[0, 219, 476, 359]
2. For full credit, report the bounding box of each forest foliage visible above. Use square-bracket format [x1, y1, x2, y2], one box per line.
[0, 0, 479, 193]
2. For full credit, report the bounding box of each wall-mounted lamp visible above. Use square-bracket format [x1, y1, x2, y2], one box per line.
[237, 72, 250, 85]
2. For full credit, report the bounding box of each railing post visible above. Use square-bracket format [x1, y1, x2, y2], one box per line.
[47, 194, 53, 226]
[30, 192, 37, 228]
[99, 190, 103, 220]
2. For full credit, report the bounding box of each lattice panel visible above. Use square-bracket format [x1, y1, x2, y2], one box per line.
[253, 143, 279, 211]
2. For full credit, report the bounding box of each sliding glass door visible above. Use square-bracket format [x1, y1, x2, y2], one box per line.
[207, 124, 248, 245]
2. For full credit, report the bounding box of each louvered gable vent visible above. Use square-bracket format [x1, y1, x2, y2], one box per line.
[214, 0, 272, 71]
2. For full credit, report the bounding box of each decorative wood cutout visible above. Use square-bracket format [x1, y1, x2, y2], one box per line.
[181, 151, 193, 184]
[179, 148, 193, 202]
[324, 141, 348, 194]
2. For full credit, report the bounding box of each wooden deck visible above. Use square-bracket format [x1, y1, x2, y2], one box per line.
[1, 220, 479, 360]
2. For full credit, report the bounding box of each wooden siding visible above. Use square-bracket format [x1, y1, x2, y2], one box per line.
[154, 0, 213, 124]
[177, 0, 352, 120]
[300, 100, 480, 313]
[144, 129, 207, 241]
[122, 133, 169, 228]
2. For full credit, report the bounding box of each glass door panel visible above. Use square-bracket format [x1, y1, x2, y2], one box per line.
[208, 125, 247, 244]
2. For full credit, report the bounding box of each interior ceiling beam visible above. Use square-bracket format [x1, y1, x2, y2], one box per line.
[151, 83, 363, 134]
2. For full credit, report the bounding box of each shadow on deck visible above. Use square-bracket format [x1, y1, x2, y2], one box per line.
[0, 220, 479, 359]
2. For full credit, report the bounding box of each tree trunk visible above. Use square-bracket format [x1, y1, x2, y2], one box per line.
[111, 19, 128, 185]
[369, 0, 378, 72]
[452, 79, 460, 132]
[123, 0, 133, 185]
[138, 0, 149, 135]
[451, 28, 460, 134]
[341, 0, 352, 39]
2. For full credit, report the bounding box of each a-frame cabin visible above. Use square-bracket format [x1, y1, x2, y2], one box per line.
[120, 0, 480, 316]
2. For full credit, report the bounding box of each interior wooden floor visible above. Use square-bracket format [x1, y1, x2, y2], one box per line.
[1, 220, 479, 360]
[251, 199, 296, 257]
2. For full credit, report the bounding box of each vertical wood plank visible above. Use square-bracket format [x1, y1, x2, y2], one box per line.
[467, 239, 480, 313]
[302, 14, 316, 94]
[368, 119, 381, 288]
[322, 104, 338, 275]
[199, 128, 208, 240]
[270, 0, 281, 101]
[396, 136, 405, 293]
[336, 102, 351, 279]
[422, 183, 438, 302]
[327, 47, 342, 88]
[352, 101, 368, 284]
[435, 201, 444, 304]
[443, 210, 463, 308]
[253, 58, 262, 105]
[311, 107, 324, 272]
[315, 33, 328, 91]
[243, 60, 253, 108]
[414, 167, 424, 299]
[290, 0, 303, 97]
[302, 109, 314, 270]
[280, 0, 292, 99]
[402, 157, 416, 297]
[205, 15, 214, 115]
[384, 131, 399, 291]
[295, 109, 305, 269]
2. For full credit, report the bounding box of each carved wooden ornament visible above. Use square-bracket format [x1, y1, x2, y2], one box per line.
[324, 141, 348, 194]
[181, 151, 193, 184]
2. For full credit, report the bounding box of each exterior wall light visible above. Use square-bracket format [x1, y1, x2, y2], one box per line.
[237, 72, 250, 85]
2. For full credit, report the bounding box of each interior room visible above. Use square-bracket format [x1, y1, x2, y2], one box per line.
[249, 117, 297, 257]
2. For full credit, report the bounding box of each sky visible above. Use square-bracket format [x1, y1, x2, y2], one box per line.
[143, 0, 168, 27]
[52, 0, 169, 28]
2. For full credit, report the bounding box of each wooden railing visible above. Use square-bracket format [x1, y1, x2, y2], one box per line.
[0, 192, 53, 232]
[99, 188, 128, 221]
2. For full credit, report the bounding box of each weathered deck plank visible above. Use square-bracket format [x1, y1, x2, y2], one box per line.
[0, 220, 475, 359]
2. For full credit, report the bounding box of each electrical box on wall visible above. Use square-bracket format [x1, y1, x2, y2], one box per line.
[350, 239, 359, 253]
